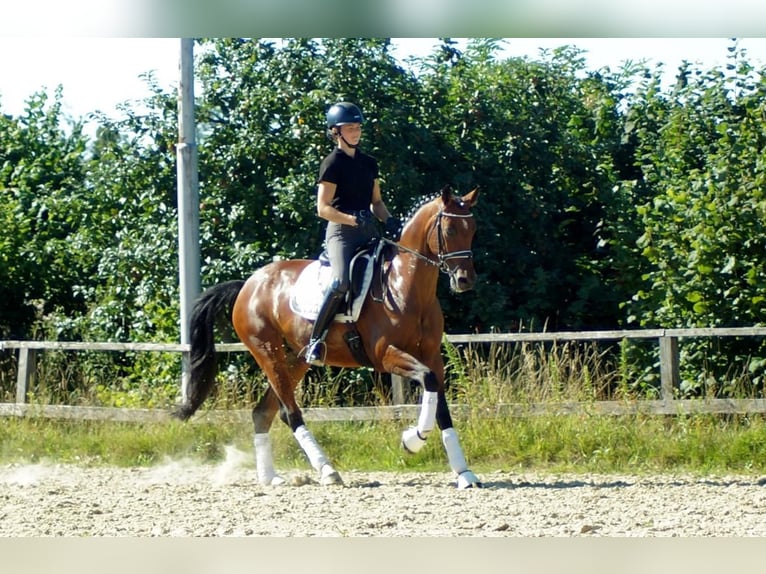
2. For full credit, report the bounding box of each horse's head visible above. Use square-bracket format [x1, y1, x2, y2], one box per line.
[434, 185, 479, 292]
[419, 185, 479, 293]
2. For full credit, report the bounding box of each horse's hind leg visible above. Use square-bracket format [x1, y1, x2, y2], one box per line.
[250, 345, 343, 486]
[252, 386, 286, 486]
[280, 396, 343, 486]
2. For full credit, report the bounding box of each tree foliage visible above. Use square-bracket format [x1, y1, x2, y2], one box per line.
[0, 90, 88, 337]
[627, 46, 766, 330]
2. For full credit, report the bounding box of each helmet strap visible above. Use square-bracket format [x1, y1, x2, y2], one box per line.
[333, 127, 359, 150]
[339, 133, 359, 149]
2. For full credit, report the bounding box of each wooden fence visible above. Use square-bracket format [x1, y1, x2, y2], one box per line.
[2, 327, 766, 423]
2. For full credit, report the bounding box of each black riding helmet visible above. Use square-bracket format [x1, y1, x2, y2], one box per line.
[326, 102, 364, 129]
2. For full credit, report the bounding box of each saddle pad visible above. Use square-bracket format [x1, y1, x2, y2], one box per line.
[289, 256, 373, 323]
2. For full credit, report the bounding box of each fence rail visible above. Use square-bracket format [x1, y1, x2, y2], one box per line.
[2, 327, 766, 422]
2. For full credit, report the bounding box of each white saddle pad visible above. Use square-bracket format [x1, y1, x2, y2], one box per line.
[289, 256, 374, 323]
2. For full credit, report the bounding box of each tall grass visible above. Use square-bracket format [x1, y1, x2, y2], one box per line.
[444, 339, 621, 407]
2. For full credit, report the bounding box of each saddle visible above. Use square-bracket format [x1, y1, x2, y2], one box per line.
[289, 239, 389, 323]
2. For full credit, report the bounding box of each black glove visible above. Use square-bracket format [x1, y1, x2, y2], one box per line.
[354, 210, 373, 227]
[384, 216, 403, 241]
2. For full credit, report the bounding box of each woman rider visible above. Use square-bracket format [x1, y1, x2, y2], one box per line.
[304, 101, 402, 365]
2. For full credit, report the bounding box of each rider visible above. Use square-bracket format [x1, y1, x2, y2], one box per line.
[304, 101, 403, 366]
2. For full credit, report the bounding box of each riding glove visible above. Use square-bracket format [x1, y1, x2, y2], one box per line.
[354, 210, 373, 227]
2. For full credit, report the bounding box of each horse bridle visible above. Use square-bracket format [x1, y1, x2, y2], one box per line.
[383, 209, 474, 276]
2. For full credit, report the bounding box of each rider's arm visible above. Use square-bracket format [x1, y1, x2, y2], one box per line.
[370, 179, 392, 222]
[317, 181, 358, 226]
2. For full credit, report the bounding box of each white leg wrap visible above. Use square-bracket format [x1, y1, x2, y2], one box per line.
[416, 390, 438, 435]
[254, 433, 284, 486]
[293, 425, 330, 472]
[402, 426, 427, 453]
[402, 391, 438, 453]
[442, 428, 482, 489]
[441, 427, 468, 475]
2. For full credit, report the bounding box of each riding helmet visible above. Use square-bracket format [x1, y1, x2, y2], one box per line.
[326, 102, 365, 129]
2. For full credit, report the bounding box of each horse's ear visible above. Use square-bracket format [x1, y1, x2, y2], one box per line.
[461, 187, 479, 208]
[440, 185, 453, 204]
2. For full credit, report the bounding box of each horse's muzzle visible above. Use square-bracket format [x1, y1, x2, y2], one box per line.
[449, 267, 476, 293]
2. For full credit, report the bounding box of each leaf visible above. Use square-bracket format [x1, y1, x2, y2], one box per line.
[686, 291, 703, 303]
[692, 301, 708, 314]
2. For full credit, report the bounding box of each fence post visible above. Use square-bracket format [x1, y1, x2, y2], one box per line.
[659, 336, 679, 402]
[180, 351, 191, 403]
[16, 347, 36, 404]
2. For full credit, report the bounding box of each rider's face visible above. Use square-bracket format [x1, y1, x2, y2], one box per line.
[338, 123, 362, 145]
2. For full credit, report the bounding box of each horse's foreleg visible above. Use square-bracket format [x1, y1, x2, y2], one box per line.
[401, 370, 439, 454]
[382, 346, 440, 454]
[382, 345, 482, 488]
[436, 393, 482, 489]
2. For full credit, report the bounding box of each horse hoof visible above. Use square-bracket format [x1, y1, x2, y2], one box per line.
[321, 471, 344, 486]
[456, 470, 483, 489]
[401, 426, 426, 454]
[320, 465, 344, 486]
[258, 472, 286, 487]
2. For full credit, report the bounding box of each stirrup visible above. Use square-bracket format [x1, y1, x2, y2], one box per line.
[304, 340, 326, 366]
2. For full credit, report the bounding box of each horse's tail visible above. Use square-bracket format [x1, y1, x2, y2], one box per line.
[172, 279, 245, 421]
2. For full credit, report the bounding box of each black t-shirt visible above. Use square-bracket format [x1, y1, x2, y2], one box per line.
[317, 148, 379, 212]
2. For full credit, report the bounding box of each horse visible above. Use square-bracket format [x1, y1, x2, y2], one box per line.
[173, 184, 482, 489]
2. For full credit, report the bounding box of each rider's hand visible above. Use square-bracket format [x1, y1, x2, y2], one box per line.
[355, 211, 372, 227]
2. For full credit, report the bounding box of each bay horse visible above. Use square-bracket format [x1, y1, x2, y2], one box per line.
[173, 185, 482, 489]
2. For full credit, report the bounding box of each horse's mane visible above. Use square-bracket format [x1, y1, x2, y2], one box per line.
[403, 192, 441, 222]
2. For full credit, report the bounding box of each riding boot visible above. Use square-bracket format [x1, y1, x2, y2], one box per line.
[305, 284, 346, 366]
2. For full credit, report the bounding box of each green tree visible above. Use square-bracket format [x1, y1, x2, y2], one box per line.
[629, 46, 766, 329]
[624, 42, 766, 393]
[0, 89, 88, 338]
[55, 74, 181, 343]
[417, 40, 637, 331]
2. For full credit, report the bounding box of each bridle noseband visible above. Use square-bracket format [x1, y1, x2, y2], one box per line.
[433, 209, 474, 273]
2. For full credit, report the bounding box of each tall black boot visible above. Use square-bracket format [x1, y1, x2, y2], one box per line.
[305, 285, 346, 366]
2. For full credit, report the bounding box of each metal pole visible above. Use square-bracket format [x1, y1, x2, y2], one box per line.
[177, 38, 200, 400]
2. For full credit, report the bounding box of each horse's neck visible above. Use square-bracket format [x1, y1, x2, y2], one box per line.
[385, 208, 442, 306]
[388, 249, 440, 308]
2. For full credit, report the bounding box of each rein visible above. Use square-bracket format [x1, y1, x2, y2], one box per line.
[382, 209, 474, 276]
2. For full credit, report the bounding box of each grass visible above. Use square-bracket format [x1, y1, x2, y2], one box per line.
[3, 338, 766, 476]
[3, 412, 766, 476]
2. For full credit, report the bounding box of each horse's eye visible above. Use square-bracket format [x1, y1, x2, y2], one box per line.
[445, 227, 457, 237]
